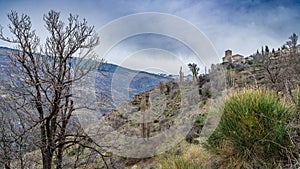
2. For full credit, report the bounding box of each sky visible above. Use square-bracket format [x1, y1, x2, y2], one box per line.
[0, 0, 300, 74]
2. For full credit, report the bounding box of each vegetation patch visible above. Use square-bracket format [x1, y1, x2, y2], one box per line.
[208, 89, 293, 168]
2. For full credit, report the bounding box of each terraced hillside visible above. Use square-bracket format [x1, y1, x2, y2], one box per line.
[103, 80, 204, 142]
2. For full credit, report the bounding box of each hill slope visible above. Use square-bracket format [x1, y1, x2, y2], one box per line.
[0, 46, 170, 113]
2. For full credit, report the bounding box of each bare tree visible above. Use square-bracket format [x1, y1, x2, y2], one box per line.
[140, 93, 151, 139]
[0, 95, 14, 169]
[286, 33, 298, 50]
[0, 10, 99, 169]
[286, 33, 300, 80]
[281, 33, 300, 104]
[0, 88, 31, 169]
[253, 46, 284, 92]
[179, 66, 184, 83]
[188, 63, 199, 82]
[252, 34, 300, 104]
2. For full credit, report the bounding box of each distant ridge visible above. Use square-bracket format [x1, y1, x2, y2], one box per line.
[0, 46, 170, 113]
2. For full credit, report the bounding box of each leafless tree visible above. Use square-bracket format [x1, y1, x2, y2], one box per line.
[0, 10, 101, 169]
[280, 33, 300, 104]
[140, 93, 151, 139]
[188, 63, 199, 82]
[179, 66, 184, 83]
[0, 88, 32, 169]
[253, 46, 285, 92]
[0, 95, 15, 169]
[283, 33, 300, 168]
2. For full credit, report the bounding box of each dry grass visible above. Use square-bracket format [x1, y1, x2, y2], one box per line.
[182, 144, 210, 167]
[157, 142, 211, 169]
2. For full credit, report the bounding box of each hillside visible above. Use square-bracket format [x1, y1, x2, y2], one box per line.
[104, 80, 203, 137]
[0, 46, 210, 169]
[95, 63, 170, 113]
[0, 47, 170, 113]
[91, 79, 209, 168]
[2, 33, 300, 168]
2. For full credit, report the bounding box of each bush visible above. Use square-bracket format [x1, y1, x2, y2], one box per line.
[208, 89, 292, 168]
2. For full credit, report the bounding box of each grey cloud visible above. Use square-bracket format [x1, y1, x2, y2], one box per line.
[1, 0, 300, 71]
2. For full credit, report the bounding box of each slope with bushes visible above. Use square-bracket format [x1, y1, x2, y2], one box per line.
[208, 89, 293, 168]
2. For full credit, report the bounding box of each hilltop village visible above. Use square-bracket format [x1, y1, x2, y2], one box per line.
[214, 43, 300, 89]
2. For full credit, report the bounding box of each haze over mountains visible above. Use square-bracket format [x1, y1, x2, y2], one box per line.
[0, 46, 170, 113]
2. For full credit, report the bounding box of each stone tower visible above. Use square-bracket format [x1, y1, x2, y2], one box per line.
[223, 49, 233, 63]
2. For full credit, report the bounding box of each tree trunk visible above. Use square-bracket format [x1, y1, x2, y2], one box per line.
[56, 135, 66, 169]
[42, 147, 53, 169]
[3, 143, 11, 169]
[4, 163, 10, 169]
[56, 147, 63, 169]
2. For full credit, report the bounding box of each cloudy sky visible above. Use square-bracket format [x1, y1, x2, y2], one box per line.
[0, 0, 300, 74]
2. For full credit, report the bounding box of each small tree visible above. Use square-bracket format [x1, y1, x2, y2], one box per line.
[0, 83, 33, 169]
[284, 33, 300, 104]
[188, 63, 199, 82]
[253, 45, 284, 92]
[0, 96, 14, 169]
[286, 33, 298, 49]
[179, 66, 184, 83]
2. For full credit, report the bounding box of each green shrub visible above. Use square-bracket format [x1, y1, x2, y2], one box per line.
[208, 89, 292, 168]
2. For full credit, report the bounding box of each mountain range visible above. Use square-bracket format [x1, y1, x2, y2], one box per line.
[0, 46, 170, 113]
